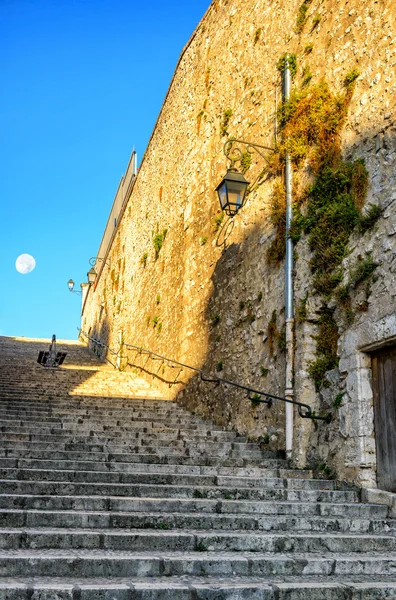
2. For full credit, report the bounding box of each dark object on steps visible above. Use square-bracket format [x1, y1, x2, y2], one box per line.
[37, 334, 67, 368]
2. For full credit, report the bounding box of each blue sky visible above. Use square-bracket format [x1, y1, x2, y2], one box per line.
[0, 0, 211, 340]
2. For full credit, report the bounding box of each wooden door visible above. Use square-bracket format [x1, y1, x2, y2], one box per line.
[372, 345, 396, 492]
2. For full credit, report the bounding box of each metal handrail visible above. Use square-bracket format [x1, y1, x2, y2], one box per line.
[79, 328, 331, 423]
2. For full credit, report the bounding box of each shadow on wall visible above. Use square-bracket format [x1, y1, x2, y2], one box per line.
[176, 230, 287, 449]
[86, 312, 112, 363]
[95, 219, 289, 448]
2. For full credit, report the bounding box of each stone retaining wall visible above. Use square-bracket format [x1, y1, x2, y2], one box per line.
[82, 0, 396, 487]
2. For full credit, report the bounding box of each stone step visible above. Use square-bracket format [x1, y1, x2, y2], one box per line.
[0, 462, 301, 479]
[0, 374, 150, 383]
[0, 378, 153, 388]
[0, 388, 155, 397]
[0, 403, 194, 414]
[0, 432, 242, 449]
[0, 408, 200, 421]
[0, 392, 166, 405]
[0, 443, 274, 461]
[0, 485, 357, 504]
[0, 505, 392, 533]
[0, 397, 172, 407]
[0, 488, 360, 512]
[0, 395, 171, 407]
[2, 489, 384, 532]
[0, 426, 233, 441]
[0, 447, 275, 464]
[0, 467, 315, 486]
[0, 416, 216, 428]
[0, 437, 259, 451]
[0, 476, 337, 495]
[1, 411, 215, 428]
[0, 393, 171, 403]
[0, 548, 396, 578]
[0, 430, 245, 444]
[0, 455, 289, 472]
[0, 420, 226, 434]
[0, 577, 395, 600]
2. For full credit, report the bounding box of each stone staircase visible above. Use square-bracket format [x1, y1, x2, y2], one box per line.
[0, 335, 395, 599]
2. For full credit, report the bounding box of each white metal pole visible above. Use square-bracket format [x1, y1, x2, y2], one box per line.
[284, 57, 294, 460]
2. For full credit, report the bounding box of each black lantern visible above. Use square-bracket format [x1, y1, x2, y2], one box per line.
[215, 168, 249, 217]
[67, 279, 75, 292]
[87, 267, 97, 285]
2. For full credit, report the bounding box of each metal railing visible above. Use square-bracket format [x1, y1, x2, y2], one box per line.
[79, 329, 332, 423]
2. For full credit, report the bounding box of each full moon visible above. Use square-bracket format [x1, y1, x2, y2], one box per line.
[15, 254, 36, 274]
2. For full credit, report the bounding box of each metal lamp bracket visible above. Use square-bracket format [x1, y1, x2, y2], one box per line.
[89, 257, 111, 268]
[224, 138, 275, 168]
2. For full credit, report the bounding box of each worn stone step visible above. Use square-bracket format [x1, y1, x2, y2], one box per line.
[0, 430, 237, 447]
[0, 390, 163, 398]
[0, 378, 154, 387]
[0, 456, 289, 473]
[0, 430, 245, 444]
[0, 439, 263, 455]
[0, 412, 207, 427]
[0, 413, 224, 427]
[0, 476, 337, 496]
[0, 379, 154, 388]
[0, 449, 277, 468]
[0, 408, 199, 420]
[0, 403, 200, 416]
[0, 488, 360, 514]
[0, 484, 357, 512]
[0, 503, 393, 533]
[0, 577, 395, 600]
[0, 461, 296, 479]
[0, 416, 217, 430]
[0, 390, 164, 400]
[0, 451, 281, 471]
[0, 383, 163, 393]
[0, 502, 387, 532]
[0, 421, 227, 435]
[0, 468, 318, 489]
[0, 548, 396, 578]
[0, 396, 172, 408]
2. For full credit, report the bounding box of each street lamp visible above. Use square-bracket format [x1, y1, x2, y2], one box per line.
[67, 279, 82, 295]
[215, 138, 274, 216]
[68, 257, 110, 295]
[215, 168, 250, 216]
[87, 267, 97, 285]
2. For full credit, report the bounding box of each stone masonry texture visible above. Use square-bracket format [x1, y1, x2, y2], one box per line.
[81, 0, 396, 488]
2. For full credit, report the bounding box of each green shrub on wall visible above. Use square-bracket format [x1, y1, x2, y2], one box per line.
[268, 62, 378, 390]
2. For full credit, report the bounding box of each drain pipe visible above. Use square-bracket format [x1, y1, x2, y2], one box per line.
[284, 57, 295, 460]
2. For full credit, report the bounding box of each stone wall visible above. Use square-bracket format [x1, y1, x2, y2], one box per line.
[82, 0, 396, 487]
